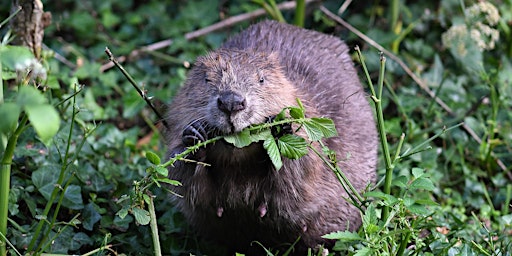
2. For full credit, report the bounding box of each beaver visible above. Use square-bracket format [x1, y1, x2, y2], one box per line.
[166, 20, 377, 255]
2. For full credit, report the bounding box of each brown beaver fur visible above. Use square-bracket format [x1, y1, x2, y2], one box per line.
[166, 20, 377, 255]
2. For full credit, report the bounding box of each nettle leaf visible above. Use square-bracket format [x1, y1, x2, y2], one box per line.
[391, 175, 408, 188]
[277, 134, 308, 159]
[263, 136, 282, 170]
[131, 207, 151, 225]
[412, 167, 425, 178]
[145, 151, 161, 165]
[410, 177, 436, 191]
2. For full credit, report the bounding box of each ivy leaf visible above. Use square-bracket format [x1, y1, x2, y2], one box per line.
[277, 134, 308, 159]
[155, 178, 182, 186]
[263, 136, 282, 170]
[131, 207, 150, 225]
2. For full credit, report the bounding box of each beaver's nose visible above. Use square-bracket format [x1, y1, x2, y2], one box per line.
[217, 91, 246, 113]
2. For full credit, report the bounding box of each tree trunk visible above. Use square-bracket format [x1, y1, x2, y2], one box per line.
[9, 0, 51, 59]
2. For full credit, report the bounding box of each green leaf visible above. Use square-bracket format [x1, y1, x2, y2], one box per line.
[224, 129, 253, 148]
[25, 104, 60, 145]
[145, 151, 161, 165]
[263, 136, 282, 170]
[131, 207, 151, 225]
[156, 178, 182, 186]
[364, 191, 399, 206]
[277, 134, 308, 159]
[16, 86, 46, 106]
[155, 166, 168, 176]
[310, 117, 338, 138]
[411, 167, 425, 178]
[0, 102, 21, 135]
[0, 45, 36, 71]
[289, 106, 304, 119]
[391, 175, 408, 188]
[322, 231, 361, 241]
[354, 247, 374, 256]
[302, 117, 337, 141]
[62, 185, 84, 210]
[116, 207, 129, 219]
[82, 203, 101, 231]
[410, 177, 435, 191]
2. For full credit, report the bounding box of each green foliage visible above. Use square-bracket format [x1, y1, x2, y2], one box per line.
[223, 99, 336, 170]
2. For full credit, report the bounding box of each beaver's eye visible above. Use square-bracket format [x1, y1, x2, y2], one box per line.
[259, 77, 264, 84]
[205, 78, 212, 84]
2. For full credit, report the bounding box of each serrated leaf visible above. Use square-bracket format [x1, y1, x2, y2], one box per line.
[410, 177, 435, 191]
[224, 129, 252, 148]
[145, 151, 161, 165]
[0, 102, 21, 135]
[131, 207, 151, 225]
[25, 104, 60, 146]
[322, 230, 361, 241]
[354, 247, 374, 256]
[412, 167, 425, 178]
[407, 204, 431, 216]
[116, 207, 129, 219]
[289, 106, 304, 119]
[303, 121, 324, 141]
[364, 191, 399, 206]
[310, 117, 337, 138]
[277, 134, 308, 159]
[391, 175, 408, 188]
[263, 136, 282, 170]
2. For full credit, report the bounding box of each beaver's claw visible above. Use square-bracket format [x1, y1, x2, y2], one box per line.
[182, 121, 208, 147]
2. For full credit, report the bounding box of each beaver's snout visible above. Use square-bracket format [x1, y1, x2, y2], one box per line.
[217, 91, 246, 114]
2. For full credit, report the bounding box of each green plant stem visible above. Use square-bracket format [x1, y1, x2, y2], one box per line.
[147, 194, 162, 256]
[0, 115, 28, 256]
[504, 184, 511, 215]
[309, 144, 364, 208]
[294, 0, 305, 27]
[377, 54, 394, 221]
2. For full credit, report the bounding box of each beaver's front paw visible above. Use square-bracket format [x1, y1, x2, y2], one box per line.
[182, 121, 208, 146]
[266, 116, 293, 138]
[182, 121, 208, 161]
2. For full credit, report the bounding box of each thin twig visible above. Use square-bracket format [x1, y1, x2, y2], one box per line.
[320, 6, 510, 178]
[99, 0, 320, 72]
[105, 47, 170, 130]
